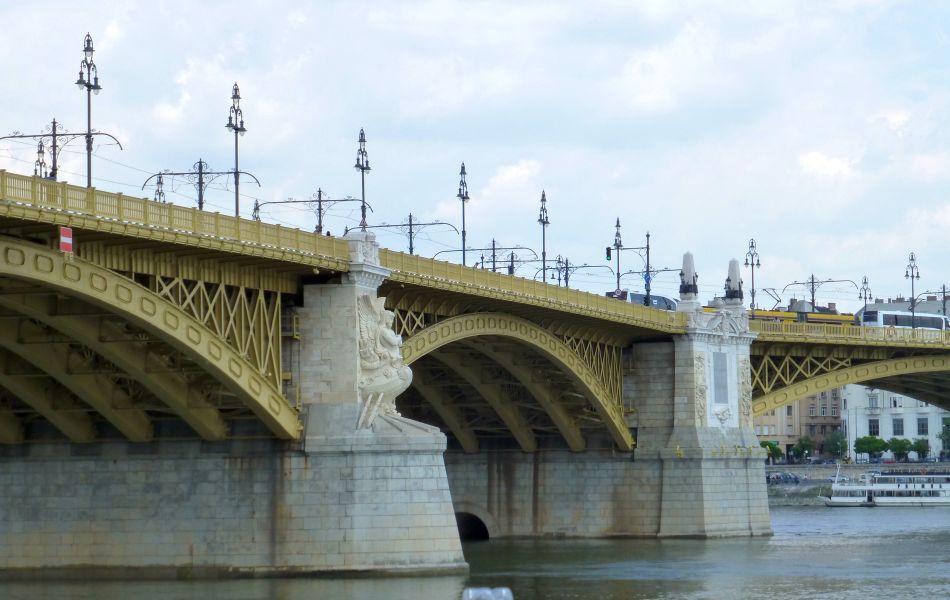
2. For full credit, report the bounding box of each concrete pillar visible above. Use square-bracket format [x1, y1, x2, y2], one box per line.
[297, 231, 466, 572]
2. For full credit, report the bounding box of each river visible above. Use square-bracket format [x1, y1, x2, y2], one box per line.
[1, 506, 947, 600]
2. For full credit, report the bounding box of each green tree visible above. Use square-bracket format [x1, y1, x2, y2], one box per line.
[854, 435, 888, 458]
[825, 430, 847, 458]
[888, 438, 912, 461]
[912, 438, 930, 461]
[938, 425, 950, 456]
[760, 441, 783, 464]
[791, 436, 816, 461]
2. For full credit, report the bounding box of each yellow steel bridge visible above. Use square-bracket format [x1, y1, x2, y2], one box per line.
[1, 170, 948, 449]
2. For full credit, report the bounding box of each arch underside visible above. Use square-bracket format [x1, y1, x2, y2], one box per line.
[399, 313, 633, 452]
[0, 238, 299, 444]
[752, 354, 950, 415]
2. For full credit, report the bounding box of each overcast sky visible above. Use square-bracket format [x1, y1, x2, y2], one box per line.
[2, 1, 949, 313]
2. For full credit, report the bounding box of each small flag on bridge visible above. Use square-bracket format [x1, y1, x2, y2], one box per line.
[59, 226, 73, 254]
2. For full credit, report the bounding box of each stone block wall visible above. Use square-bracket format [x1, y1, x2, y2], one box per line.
[0, 440, 465, 577]
[446, 449, 664, 538]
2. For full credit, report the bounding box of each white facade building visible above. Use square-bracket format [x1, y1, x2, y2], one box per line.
[841, 384, 950, 461]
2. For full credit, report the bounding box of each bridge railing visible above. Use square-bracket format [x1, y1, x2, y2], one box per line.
[0, 170, 350, 264]
[381, 249, 687, 328]
[749, 320, 950, 346]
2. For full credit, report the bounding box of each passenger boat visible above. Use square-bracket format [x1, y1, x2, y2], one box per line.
[821, 468, 950, 507]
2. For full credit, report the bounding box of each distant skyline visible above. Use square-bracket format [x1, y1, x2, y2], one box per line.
[2, 1, 949, 313]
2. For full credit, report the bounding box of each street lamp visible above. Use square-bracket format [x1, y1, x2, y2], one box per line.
[33, 141, 48, 178]
[744, 239, 761, 315]
[354, 128, 371, 230]
[75, 32, 102, 188]
[906, 252, 920, 329]
[458, 163, 470, 265]
[606, 218, 623, 293]
[858, 275, 872, 318]
[225, 83, 247, 217]
[538, 190, 550, 282]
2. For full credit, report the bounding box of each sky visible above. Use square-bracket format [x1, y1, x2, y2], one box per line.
[2, 0, 950, 314]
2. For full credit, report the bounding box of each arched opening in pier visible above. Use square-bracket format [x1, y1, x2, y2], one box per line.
[455, 512, 489, 541]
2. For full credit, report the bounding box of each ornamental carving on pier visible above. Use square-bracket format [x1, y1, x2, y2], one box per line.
[695, 354, 707, 425]
[739, 357, 753, 427]
[356, 293, 412, 429]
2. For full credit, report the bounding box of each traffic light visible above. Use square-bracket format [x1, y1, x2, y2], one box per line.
[605, 246, 612, 261]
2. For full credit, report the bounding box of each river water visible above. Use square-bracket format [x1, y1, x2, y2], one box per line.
[2, 506, 948, 600]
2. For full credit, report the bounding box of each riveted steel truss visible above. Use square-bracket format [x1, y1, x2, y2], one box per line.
[152, 276, 282, 389]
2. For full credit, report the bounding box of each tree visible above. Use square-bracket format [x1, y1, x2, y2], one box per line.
[888, 438, 912, 461]
[791, 436, 816, 461]
[912, 438, 930, 461]
[760, 440, 783, 464]
[938, 425, 950, 457]
[854, 435, 888, 459]
[826, 430, 847, 458]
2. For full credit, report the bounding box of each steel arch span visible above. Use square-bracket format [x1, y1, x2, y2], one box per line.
[0, 237, 300, 440]
[400, 312, 634, 450]
[752, 355, 950, 416]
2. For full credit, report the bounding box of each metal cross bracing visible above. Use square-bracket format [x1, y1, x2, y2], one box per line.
[152, 276, 282, 390]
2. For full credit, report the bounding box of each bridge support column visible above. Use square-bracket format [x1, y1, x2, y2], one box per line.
[652, 257, 771, 537]
[296, 231, 466, 573]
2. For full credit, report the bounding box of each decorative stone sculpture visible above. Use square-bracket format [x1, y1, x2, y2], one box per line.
[694, 354, 707, 425]
[356, 294, 412, 429]
[739, 357, 753, 427]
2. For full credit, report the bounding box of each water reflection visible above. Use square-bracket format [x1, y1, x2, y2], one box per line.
[1, 507, 948, 600]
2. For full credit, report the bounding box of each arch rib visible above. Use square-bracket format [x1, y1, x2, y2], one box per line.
[0, 354, 96, 443]
[0, 293, 228, 440]
[0, 238, 300, 440]
[0, 322, 153, 442]
[468, 343, 586, 451]
[429, 352, 537, 453]
[410, 367, 479, 453]
[402, 313, 633, 450]
[752, 355, 950, 416]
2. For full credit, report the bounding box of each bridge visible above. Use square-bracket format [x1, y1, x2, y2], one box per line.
[1, 169, 948, 577]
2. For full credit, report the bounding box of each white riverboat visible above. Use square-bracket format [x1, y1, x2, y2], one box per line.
[821, 468, 950, 507]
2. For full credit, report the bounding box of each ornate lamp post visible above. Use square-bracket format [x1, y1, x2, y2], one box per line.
[33, 141, 48, 178]
[75, 33, 102, 188]
[354, 128, 371, 230]
[225, 83, 247, 217]
[858, 275, 872, 319]
[744, 238, 761, 316]
[538, 190, 549, 282]
[457, 163, 470, 265]
[906, 252, 920, 329]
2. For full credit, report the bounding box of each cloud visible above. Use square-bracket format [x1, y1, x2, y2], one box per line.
[871, 109, 910, 132]
[611, 20, 722, 113]
[798, 151, 855, 178]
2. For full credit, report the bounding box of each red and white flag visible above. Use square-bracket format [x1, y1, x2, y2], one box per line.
[59, 226, 73, 254]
